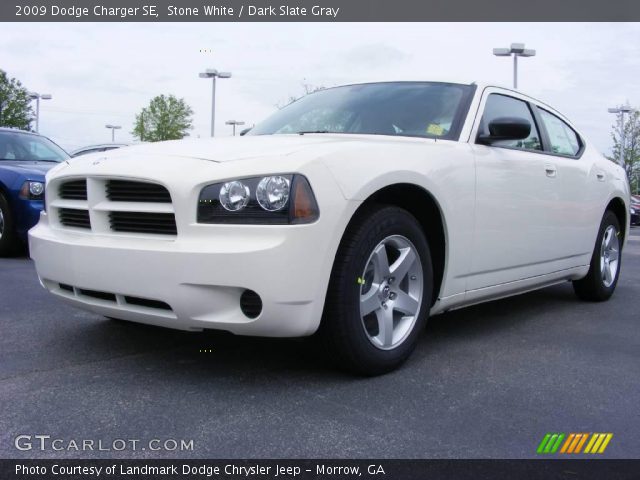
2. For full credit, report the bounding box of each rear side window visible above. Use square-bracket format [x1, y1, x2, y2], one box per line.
[479, 94, 542, 151]
[538, 109, 581, 156]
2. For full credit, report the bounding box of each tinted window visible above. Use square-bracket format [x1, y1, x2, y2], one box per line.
[0, 131, 68, 162]
[538, 109, 581, 156]
[479, 94, 542, 151]
[249, 82, 474, 140]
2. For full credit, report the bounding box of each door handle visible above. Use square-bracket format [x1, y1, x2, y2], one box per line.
[544, 164, 557, 178]
[596, 171, 606, 182]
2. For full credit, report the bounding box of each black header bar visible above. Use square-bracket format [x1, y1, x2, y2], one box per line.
[2, 0, 640, 22]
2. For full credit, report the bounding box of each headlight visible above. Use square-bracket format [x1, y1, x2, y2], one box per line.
[631, 207, 637, 214]
[219, 180, 250, 211]
[198, 174, 319, 224]
[256, 176, 290, 211]
[19, 181, 45, 200]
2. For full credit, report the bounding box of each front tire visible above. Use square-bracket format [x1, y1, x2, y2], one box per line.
[321, 205, 433, 375]
[0, 193, 19, 257]
[573, 210, 622, 301]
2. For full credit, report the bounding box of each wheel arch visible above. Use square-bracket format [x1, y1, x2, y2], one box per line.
[606, 196, 627, 244]
[345, 183, 447, 305]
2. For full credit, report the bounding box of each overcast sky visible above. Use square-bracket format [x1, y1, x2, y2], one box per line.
[1, 22, 639, 153]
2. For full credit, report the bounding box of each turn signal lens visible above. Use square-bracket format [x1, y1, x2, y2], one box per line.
[292, 176, 320, 223]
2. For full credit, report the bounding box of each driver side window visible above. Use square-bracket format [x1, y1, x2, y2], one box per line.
[480, 94, 542, 151]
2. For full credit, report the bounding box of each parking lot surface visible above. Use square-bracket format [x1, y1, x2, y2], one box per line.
[1, 229, 639, 459]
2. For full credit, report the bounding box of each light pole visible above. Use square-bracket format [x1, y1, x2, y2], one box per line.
[28, 92, 52, 132]
[199, 68, 232, 137]
[105, 124, 121, 142]
[225, 120, 245, 136]
[608, 106, 634, 167]
[493, 43, 536, 89]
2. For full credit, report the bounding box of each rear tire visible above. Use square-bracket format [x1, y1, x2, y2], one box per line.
[0, 193, 19, 257]
[573, 210, 622, 301]
[321, 205, 433, 375]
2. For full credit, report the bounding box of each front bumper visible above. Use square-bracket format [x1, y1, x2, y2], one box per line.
[29, 212, 337, 336]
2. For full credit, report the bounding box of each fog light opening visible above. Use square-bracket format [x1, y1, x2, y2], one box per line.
[240, 290, 262, 319]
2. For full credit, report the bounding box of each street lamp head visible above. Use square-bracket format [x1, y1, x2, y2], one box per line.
[493, 48, 511, 57]
[510, 43, 525, 54]
[520, 49, 536, 57]
[199, 69, 231, 79]
[199, 69, 218, 78]
[40, 94, 52, 100]
[609, 106, 633, 114]
[28, 92, 39, 99]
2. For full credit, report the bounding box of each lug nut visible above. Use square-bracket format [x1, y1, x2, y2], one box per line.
[389, 292, 397, 300]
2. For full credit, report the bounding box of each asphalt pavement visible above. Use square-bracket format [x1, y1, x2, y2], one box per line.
[1, 229, 639, 459]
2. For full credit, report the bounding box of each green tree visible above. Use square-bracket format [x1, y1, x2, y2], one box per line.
[608, 108, 640, 193]
[132, 94, 193, 142]
[0, 69, 34, 130]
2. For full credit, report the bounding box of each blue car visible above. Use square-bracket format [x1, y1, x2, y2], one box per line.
[0, 127, 69, 256]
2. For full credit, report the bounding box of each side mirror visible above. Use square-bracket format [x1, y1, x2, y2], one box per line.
[239, 128, 252, 136]
[478, 117, 531, 145]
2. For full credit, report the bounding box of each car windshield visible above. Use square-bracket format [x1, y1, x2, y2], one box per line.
[0, 130, 69, 162]
[248, 82, 474, 140]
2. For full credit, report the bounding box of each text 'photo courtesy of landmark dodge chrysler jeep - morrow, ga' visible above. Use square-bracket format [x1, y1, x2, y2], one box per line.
[29, 81, 630, 375]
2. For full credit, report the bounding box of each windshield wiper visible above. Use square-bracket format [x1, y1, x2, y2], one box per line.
[297, 130, 331, 135]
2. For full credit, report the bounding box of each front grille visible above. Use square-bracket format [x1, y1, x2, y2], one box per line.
[106, 180, 171, 203]
[59, 179, 88, 200]
[109, 211, 177, 235]
[58, 208, 91, 229]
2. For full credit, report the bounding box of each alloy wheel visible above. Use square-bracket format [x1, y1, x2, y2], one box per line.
[359, 235, 423, 350]
[600, 225, 620, 288]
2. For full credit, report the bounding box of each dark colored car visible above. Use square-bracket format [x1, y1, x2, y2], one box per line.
[631, 197, 640, 226]
[0, 128, 69, 255]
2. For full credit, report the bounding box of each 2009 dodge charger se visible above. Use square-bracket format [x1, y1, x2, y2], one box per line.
[29, 82, 630, 374]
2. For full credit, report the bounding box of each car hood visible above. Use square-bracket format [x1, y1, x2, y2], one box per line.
[98, 135, 355, 163]
[0, 161, 59, 177]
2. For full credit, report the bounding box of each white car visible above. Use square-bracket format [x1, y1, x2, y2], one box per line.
[29, 81, 630, 374]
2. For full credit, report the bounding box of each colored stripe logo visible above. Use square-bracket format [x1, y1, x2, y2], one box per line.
[537, 433, 613, 454]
